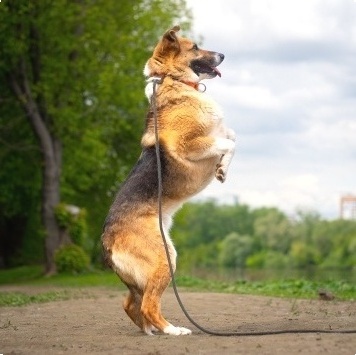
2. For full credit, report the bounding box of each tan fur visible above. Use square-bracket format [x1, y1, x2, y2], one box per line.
[102, 26, 236, 336]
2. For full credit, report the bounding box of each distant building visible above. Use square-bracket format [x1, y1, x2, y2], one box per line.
[340, 195, 356, 220]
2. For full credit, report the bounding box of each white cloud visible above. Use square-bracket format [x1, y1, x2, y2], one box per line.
[282, 174, 319, 195]
[234, 85, 281, 109]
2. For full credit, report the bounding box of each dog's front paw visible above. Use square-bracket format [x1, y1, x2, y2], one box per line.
[163, 324, 192, 335]
[215, 164, 226, 183]
[226, 128, 236, 141]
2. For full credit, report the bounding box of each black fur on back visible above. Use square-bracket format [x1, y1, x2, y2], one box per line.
[103, 145, 166, 230]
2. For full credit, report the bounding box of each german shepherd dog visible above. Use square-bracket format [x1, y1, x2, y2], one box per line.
[102, 26, 236, 335]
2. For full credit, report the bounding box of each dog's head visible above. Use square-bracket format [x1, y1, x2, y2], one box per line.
[144, 26, 224, 83]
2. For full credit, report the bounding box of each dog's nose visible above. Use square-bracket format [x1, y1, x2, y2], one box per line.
[219, 53, 225, 61]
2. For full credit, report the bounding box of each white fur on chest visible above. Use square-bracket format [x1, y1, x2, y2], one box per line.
[191, 90, 224, 120]
[191, 91, 226, 137]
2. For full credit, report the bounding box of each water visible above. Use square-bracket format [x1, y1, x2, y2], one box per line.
[183, 267, 356, 283]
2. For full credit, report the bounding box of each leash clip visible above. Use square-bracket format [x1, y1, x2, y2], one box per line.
[147, 76, 163, 85]
[145, 76, 163, 102]
[152, 77, 163, 85]
[197, 83, 206, 93]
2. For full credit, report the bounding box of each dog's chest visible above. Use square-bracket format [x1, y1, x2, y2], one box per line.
[195, 93, 225, 134]
[195, 92, 223, 121]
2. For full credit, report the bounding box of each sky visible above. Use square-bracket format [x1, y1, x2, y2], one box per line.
[184, 0, 356, 219]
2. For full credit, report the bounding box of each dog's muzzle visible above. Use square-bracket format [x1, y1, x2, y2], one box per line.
[190, 52, 224, 79]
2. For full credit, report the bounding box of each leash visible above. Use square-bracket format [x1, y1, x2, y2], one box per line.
[151, 78, 356, 336]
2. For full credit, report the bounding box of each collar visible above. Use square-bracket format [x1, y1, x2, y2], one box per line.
[181, 81, 207, 92]
[146, 75, 206, 93]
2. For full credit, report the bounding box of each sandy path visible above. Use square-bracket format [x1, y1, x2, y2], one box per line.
[0, 286, 355, 354]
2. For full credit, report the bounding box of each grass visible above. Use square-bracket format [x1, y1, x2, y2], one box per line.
[0, 290, 72, 307]
[175, 275, 356, 300]
[0, 265, 121, 287]
[0, 265, 123, 306]
[0, 265, 355, 307]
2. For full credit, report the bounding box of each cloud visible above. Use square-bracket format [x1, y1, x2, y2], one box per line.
[185, 0, 356, 218]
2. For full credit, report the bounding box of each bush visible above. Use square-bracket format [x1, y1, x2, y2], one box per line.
[246, 251, 289, 268]
[246, 252, 266, 268]
[290, 241, 321, 268]
[54, 203, 88, 246]
[54, 244, 90, 274]
[219, 233, 253, 268]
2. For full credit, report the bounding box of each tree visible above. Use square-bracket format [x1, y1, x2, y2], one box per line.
[0, 107, 42, 267]
[314, 219, 356, 268]
[253, 208, 293, 253]
[219, 232, 253, 268]
[172, 200, 253, 251]
[293, 209, 321, 244]
[0, 0, 191, 273]
[290, 241, 320, 268]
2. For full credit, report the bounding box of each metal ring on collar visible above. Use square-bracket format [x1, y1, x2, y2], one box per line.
[197, 83, 206, 92]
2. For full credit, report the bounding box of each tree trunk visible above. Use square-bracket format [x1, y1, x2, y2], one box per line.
[7, 64, 62, 275]
[42, 137, 62, 275]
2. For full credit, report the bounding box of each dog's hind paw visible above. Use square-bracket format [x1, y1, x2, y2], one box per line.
[215, 164, 226, 183]
[143, 324, 159, 335]
[163, 324, 192, 335]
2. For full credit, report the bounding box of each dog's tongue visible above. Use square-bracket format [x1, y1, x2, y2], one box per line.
[213, 66, 222, 77]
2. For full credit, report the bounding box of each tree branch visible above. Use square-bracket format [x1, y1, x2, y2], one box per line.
[7, 62, 54, 161]
[28, 19, 52, 127]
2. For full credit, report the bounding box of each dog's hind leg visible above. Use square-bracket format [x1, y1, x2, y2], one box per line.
[123, 286, 144, 330]
[140, 266, 192, 336]
[215, 131, 236, 183]
[215, 144, 235, 182]
[123, 286, 159, 334]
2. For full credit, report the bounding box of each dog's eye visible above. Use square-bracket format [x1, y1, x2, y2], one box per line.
[192, 44, 199, 50]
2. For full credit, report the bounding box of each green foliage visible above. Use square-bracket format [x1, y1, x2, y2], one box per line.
[0, 290, 71, 307]
[290, 241, 321, 267]
[176, 276, 356, 300]
[246, 251, 289, 269]
[54, 244, 90, 274]
[172, 200, 356, 272]
[55, 204, 87, 246]
[55, 204, 73, 229]
[230, 278, 356, 300]
[219, 233, 253, 268]
[178, 241, 220, 270]
[0, 265, 121, 288]
[0, 93, 43, 265]
[245, 251, 266, 268]
[69, 217, 87, 247]
[0, 0, 192, 266]
[173, 201, 254, 250]
[0, 266, 355, 300]
[312, 219, 356, 269]
[0, 265, 43, 284]
[253, 208, 293, 253]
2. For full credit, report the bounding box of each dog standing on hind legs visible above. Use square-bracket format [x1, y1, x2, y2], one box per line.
[101, 26, 236, 335]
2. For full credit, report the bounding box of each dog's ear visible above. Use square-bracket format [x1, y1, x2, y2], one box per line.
[144, 25, 181, 77]
[161, 25, 181, 54]
[164, 25, 180, 42]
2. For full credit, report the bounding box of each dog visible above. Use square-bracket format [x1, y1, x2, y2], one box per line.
[102, 25, 236, 336]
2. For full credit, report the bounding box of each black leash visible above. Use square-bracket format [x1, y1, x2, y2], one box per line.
[151, 78, 356, 336]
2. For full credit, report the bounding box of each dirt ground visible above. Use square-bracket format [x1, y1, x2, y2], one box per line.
[0, 285, 355, 355]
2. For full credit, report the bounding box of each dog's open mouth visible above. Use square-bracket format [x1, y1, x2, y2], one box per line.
[190, 59, 222, 78]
